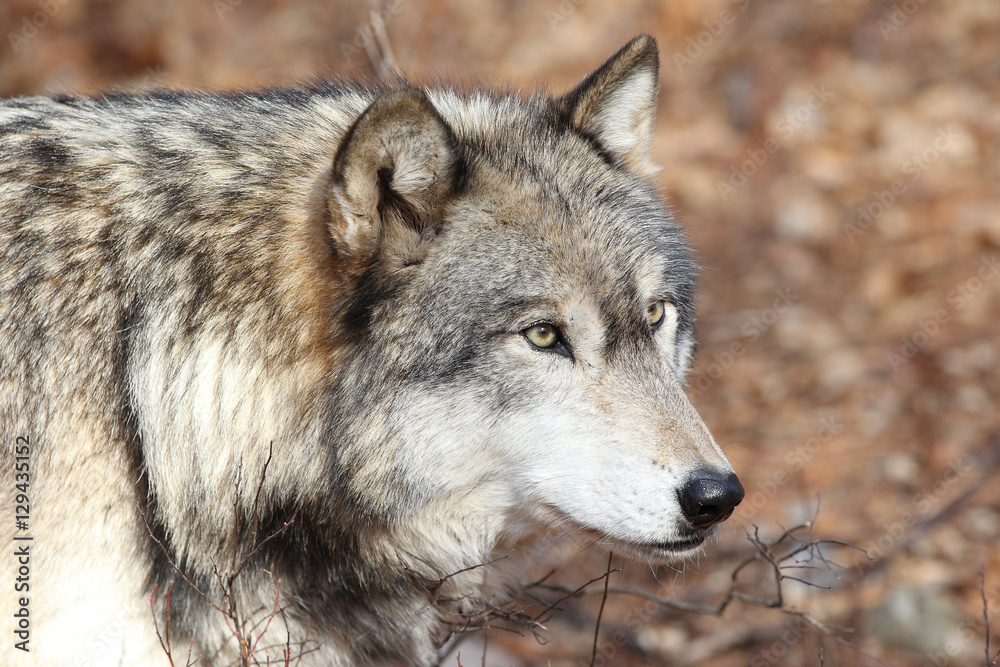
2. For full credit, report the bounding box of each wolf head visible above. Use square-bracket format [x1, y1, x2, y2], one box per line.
[324, 35, 743, 564]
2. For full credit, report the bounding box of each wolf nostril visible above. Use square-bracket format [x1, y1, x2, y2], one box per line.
[677, 471, 745, 529]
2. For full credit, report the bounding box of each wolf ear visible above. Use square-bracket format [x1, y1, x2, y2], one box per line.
[329, 87, 457, 260]
[558, 34, 660, 178]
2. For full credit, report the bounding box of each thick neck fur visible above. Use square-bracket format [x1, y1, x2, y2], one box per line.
[113, 112, 529, 663]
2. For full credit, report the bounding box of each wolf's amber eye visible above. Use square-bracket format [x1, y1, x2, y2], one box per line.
[648, 300, 666, 329]
[524, 323, 559, 349]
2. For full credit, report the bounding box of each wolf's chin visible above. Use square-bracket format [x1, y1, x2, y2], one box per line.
[555, 509, 719, 562]
[604, 525, 718, 562]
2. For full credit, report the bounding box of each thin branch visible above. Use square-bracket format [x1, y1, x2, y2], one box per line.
[248, 442, 275, 545]
[446, 552, 512, 585]
[532, 582, 726, 615]
[250, 576, 283, 658]
[363, 0, 398, 79]
[481, 548, 488, 667]
[141, 510, 225, 615]
[983, 562, 999, 667]
[532, 568, 621, 625]
[530, 522, 893, 666]
[232, 496, 303, 582]
[786, 608, 892, 667]
[859, 446, 1000, 579]
[394, 542, 513, 609]
[230, 457, 244, 575]
[146, 446, 306, 667]
[150, 581, 175, 667]
[590, 552, 613, 667]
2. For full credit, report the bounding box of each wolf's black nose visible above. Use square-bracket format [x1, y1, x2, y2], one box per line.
[677, 471, 745, 528]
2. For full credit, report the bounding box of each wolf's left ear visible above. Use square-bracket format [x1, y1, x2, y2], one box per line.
[558, 34, 660, 178]
[328, 87, 457, 261]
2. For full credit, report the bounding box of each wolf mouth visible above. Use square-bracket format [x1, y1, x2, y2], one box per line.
[645, 530, 712, 553]
[605, 525, 720, 560]
[564, 513, 717, 560]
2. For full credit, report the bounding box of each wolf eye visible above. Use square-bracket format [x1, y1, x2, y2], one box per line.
[648, 300, 666, 329]
[524, 323, 560, 349]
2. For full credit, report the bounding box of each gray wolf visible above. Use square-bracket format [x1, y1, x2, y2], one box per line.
[0, 34, 742, 666]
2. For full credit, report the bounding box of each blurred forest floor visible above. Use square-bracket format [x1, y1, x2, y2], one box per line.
[2, 0, 998, 665]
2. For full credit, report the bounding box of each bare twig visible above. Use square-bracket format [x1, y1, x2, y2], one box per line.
[141, 510, 225, 615]
[784, 607, 890, 666]
[481, 549, 488, 667]
[532, 568, 621, 625]
[150, 581, 174, 667]
[146, 449, 305, 667]
[232, 497, 302, 582]
[590, 552, 613, 667]
[394, 542, 513, 612]
[859, 445, 1000, 579]
[983, 562, 1000, 667]
[250, 575, 282, 658]
[532, 522, 891, 666]
[362, 0, 399, 79]
[985, 562, 992, 667]
[247, 442, 275, 545]
[532, 582, 721, 615]
[149, 580, 198, 667]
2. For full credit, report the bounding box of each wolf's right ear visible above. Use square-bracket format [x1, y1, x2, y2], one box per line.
[328, 87, 457, 260]
[558, 34, 660, 178]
